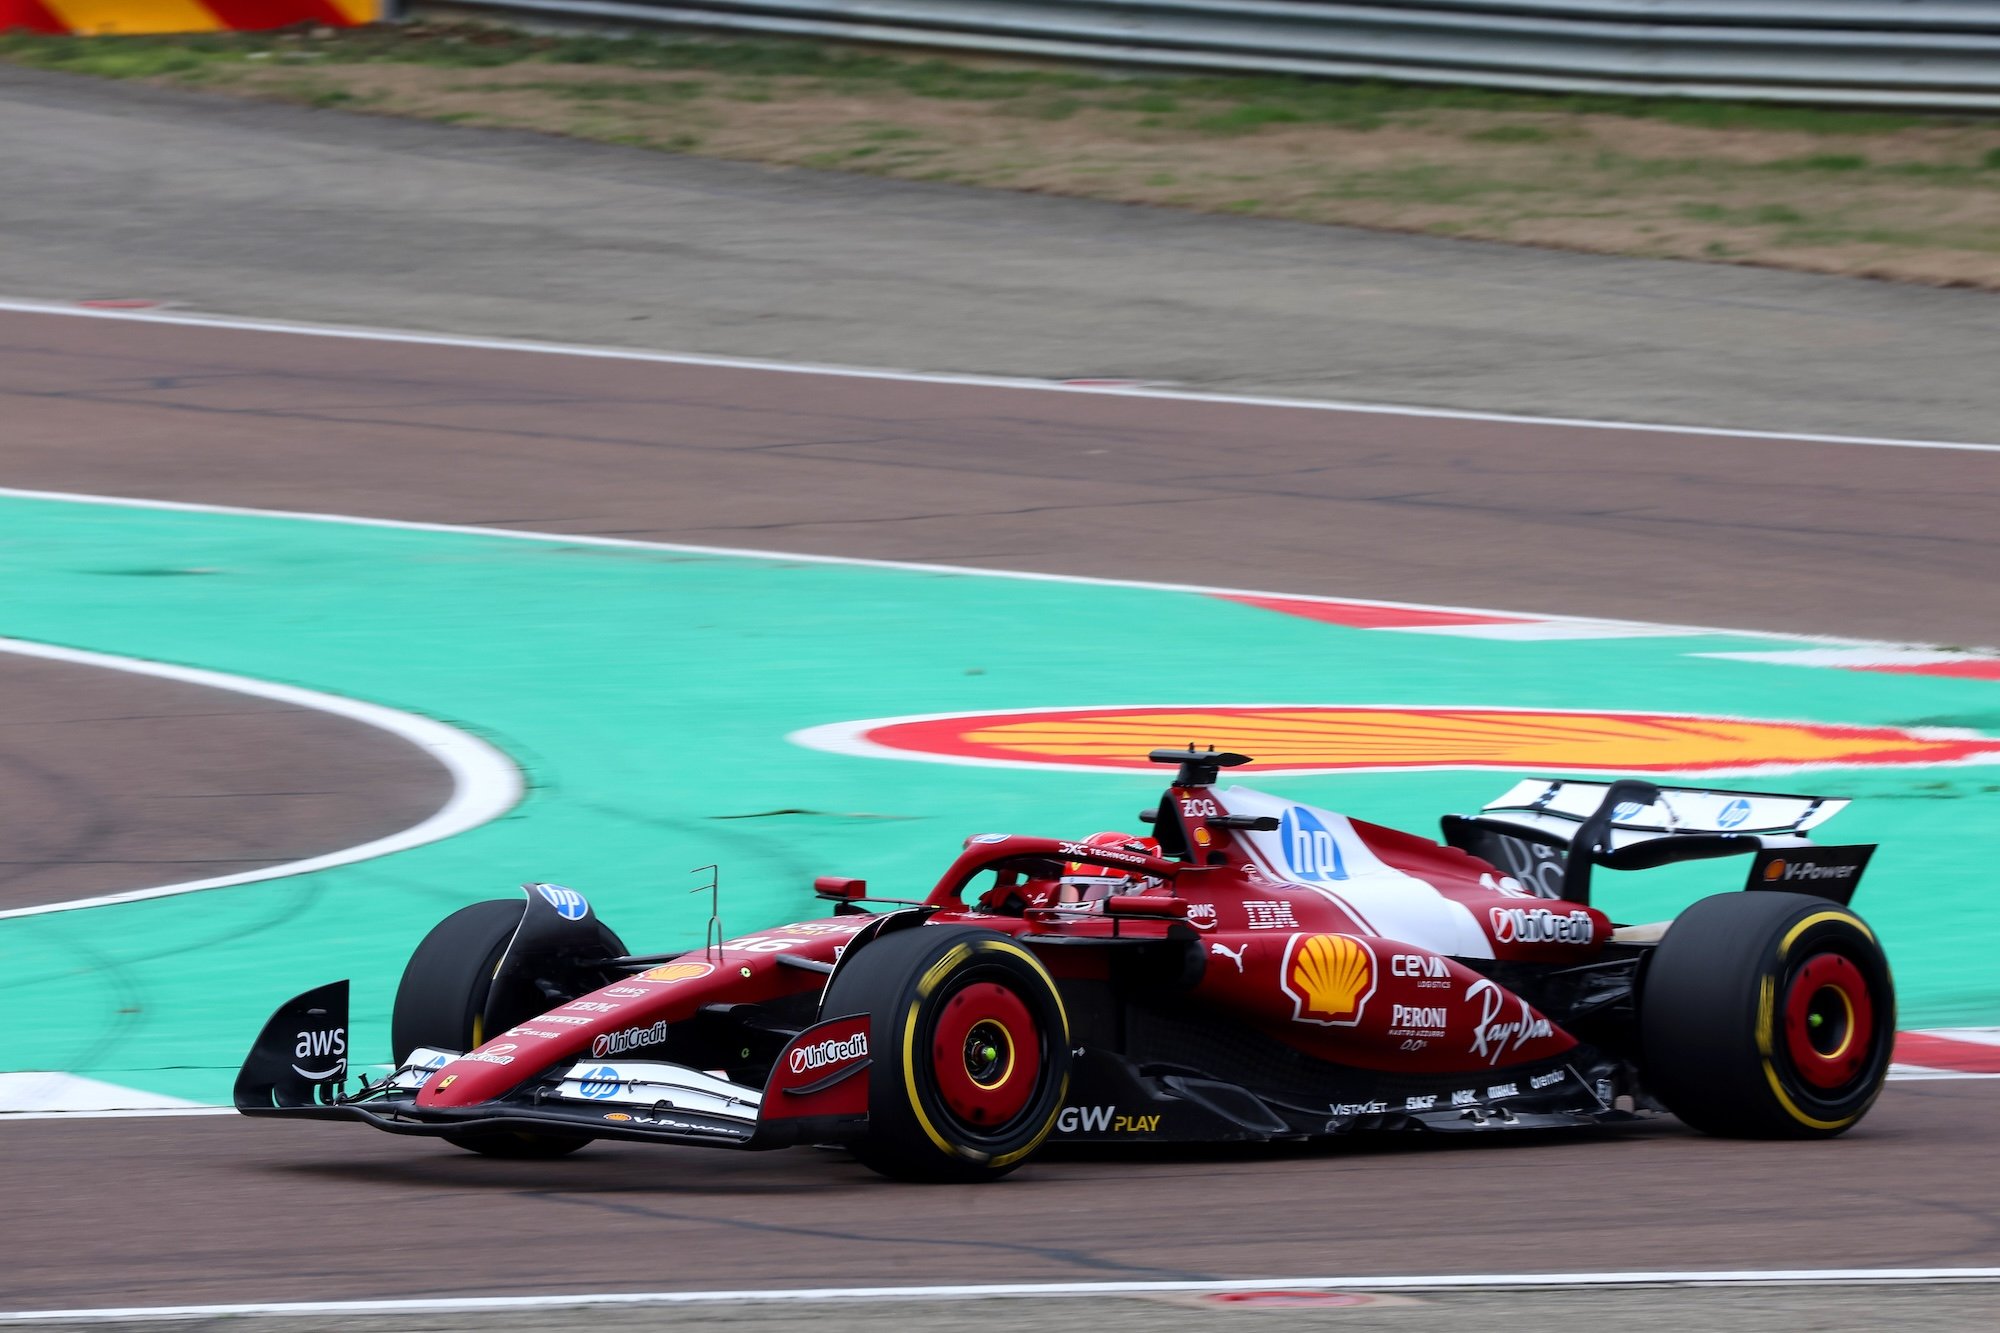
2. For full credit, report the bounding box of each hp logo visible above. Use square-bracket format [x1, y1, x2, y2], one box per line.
[536, 884, 589, 920]
[1279, 807, 1348, 883]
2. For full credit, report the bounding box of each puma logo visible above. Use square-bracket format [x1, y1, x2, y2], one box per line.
[1210, 942, 1246, 972]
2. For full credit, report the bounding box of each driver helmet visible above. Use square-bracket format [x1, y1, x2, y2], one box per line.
[1056, 831, 1162, 905]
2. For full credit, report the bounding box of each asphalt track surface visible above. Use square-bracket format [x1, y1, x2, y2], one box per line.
[5, 304, 1999, 1321]
[4, 62, 2000, 448]
[3, 64, 2000, 1322]
[6, 1079, 1999, 1312]
[6, 310, 1997, 648]
[0, 653, 445, 912]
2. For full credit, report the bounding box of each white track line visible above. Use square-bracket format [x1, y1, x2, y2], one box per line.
[4, 296, 1999, 454]
[0, 638, 522, 920]
[6, 1268, 2000, 1321]
[0, 1073, 202, 1115]
[0, 1106, 233, 1121]
[1698, 648, 2000, 668]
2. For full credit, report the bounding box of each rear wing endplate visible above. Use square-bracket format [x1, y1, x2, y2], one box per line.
[1441, 778, 1874, 908]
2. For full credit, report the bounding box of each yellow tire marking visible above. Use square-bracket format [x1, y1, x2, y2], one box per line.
[1821, 984, 1858, 1063]
[1780, 910, 1872, 959]
[1763, 909, 1876, 1130]
[972, 1021, 1016, 1092]
[992, 1071, 1069, 1169]
[1762, 1062, 1863, 1132]
[1756, 975, 1775, 1058]
[979, 939, 1070, 1040]
[902, 998, 958, 1159]
[899, 938, 1069, 1167]
[919, 944, 970, 999]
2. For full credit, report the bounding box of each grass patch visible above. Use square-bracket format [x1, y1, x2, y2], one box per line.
[1768, 152, 1870, 171]
[5, 23, 1999, 287]
[1104, 91, 1180, 114]
[1004, 96, 1082, 121]
[1465, 124, 1555, 144]
[1680, 202, 1808, 226]
[462, 78, 706, 102]
[1192, 104, 1307, 135]
[0, 24, 1967, 139]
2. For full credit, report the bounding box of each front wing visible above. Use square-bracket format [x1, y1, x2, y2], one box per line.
[234, 980, 869, 1151]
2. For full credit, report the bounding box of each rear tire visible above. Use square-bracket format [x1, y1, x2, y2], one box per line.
[822, 926, 1070, 1182]
[1641, 891, 1893, 1139]
[391, 900, 611, 1160]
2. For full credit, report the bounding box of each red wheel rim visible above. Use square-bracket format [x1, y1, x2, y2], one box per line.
[930, 981, 1041, 1129]
[1783, 952, 1875, 1090]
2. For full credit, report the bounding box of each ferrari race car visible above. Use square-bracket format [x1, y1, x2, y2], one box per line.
[238, 748, 1894, 1181]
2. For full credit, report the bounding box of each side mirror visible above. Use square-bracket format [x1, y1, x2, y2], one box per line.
[814, 876, 867, 902]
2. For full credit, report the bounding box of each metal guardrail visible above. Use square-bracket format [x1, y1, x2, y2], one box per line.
[439, 0, 2000, 108]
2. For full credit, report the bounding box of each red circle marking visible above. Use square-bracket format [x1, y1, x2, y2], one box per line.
[848, 705, 1999, 774]
[1202, 1292, 1373, 1307]
[930, 982, 1039, 1128]
[1784, 952, 1875, 1090]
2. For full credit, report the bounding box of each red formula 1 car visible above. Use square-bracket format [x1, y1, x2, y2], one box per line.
[238, 748, 1894, 1181]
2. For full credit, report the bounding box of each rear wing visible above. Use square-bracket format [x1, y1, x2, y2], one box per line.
[1440, 778, 1875, 908]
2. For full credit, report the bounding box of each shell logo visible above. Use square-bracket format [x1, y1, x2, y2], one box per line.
[1283, 934, 1377, 1027]
[1764, 860, 1787, 881]
[790, 705, 2000, 776]
[641, 962, 713, 984]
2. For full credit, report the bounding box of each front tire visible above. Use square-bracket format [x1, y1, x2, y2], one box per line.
[392, 899, 616, 1160]
[822, 926, 1071, 1182]
[1641, 891, 1894, 1139]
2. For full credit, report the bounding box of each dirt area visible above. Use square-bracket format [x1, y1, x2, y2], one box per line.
[7, 23, 2000, 287]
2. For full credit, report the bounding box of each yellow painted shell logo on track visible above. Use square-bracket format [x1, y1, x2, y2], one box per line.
[1283, 934, 1376, 1027]
[791, 706, 2000, 775]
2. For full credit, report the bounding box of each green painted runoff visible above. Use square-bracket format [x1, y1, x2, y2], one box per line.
[1, 495, 1995, 1102]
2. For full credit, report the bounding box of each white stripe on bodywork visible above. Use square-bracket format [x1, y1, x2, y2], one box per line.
[1222, 787, 1495, 959]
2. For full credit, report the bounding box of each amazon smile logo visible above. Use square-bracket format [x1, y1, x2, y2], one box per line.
[790, 705, 2000, 776]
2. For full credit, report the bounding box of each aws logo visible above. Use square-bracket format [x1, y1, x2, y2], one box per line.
[290, 1027, 347, 1081]
[1282, 934, 1377, 1027]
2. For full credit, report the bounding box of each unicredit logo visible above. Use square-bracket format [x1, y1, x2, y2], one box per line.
[1490, 906, 1596, 945]
[788, 1032, 868, 1075]
[591, 1021, 669, 1059]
